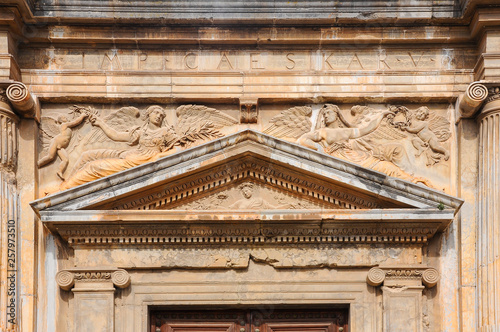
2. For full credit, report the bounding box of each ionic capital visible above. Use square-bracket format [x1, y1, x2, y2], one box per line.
[480, 85, 500, 119]
[55, 268, 131, 291]
[2, 81, 40, 121]
[367, 266, 439, 288]
[459, 81, 489, 118]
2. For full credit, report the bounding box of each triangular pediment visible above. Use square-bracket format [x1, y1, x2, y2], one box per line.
[31, 130, 463, 246]
[31, 130, 462, 213]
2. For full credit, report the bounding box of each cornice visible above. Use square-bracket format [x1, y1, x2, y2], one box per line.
[41, 208, 455, 246]
[30, 130, 464, 214]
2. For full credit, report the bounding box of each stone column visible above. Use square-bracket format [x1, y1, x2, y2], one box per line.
[367, 266, 439, 332]
[0, 89, 19, 332]
[56, 268, 131, 332]
[477, 86, 500, 331]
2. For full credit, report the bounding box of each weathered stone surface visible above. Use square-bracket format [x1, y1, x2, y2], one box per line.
[2, 1, 500, 331]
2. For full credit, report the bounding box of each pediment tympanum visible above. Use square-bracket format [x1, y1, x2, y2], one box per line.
[31, 130, 463, 247]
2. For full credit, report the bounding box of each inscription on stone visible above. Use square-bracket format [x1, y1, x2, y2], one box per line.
[20, 48, 467, 72]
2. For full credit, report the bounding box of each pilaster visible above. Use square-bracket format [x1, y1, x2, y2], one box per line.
[0, 80, 40, 332]
[477, 86, 500, 331]
[0, 89, 19, 332]
[367, 266, 439, 332]
[56, 268, 131, 332]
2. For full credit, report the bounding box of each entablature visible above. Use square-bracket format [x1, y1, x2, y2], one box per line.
[41, 209, 455, 247]
[32, 130, 463, 248]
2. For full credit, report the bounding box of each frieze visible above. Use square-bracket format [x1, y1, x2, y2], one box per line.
[54, 221, 437, 247]
[38, 104, 238, 191]
[20, 48, 471, 72]
[265, 104, 451, 185]
[38, 102, 451, 194]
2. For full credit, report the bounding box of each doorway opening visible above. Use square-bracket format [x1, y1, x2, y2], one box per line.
[150, 307, 349, 332]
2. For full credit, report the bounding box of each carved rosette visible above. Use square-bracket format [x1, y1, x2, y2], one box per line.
[367, 266, 439, 288]
[56, 268, 131, 291]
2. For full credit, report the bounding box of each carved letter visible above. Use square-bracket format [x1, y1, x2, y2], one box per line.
[378, 50, 391, 70]
[250, 53, 265, 69]
[324, 53, 334, 69]
[218, 52, 234, 70]
[347, 53, 364, 69]
[286, 53, 296, 70]
[138, 52, 147, 69]
[183, 52, 198, 70]
[442, 49, 454, 70]
[408, 52, 424, 68]
[100, 50, 122, 70]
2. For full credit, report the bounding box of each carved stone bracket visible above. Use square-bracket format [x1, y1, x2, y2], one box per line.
[367, 266, 439, 288]
[56, 268, 131, 291]
[240, 98, 258, 123]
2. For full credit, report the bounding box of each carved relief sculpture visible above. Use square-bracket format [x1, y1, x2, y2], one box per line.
[38, 106, 90, 179]
[392, 105, 450, 165]
[41, 104, 238, 190]
[264, 104, 451, 187]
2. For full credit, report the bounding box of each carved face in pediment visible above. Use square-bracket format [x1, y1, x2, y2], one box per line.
[169, 181, 340, 211]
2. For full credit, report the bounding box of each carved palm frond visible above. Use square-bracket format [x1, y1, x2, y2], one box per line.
[176, 122, 224, 148]
[263, 106, 312, 138]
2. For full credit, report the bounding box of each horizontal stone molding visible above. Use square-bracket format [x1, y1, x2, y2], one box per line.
[56, 268, 130, 291]
[367, 266, 439, 288]
[41, 209, 455, 247]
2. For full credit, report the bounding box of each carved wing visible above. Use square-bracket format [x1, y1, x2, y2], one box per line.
[263, 106, 312, 138]
[39, 116, 60, 139]
[39, 116, 60, 152]
[85, 106, 142, 144]
[428, 113, 451, 142]
[175, 104, 238, 134]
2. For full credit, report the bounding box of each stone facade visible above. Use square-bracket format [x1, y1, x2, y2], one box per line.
[1, 1, 500, 331]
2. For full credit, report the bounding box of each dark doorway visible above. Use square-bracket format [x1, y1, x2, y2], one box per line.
[150, 308, 348, 332]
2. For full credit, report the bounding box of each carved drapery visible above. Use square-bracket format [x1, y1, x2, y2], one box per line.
[477, 86, 500, 331]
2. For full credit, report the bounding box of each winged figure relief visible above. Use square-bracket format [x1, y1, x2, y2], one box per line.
[263, 106, 312, 138]
[58, 104, 238, 190]
[37, 106, 92, 180]
[395, 106, 451, 165]
[262, 103, 434, 187]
